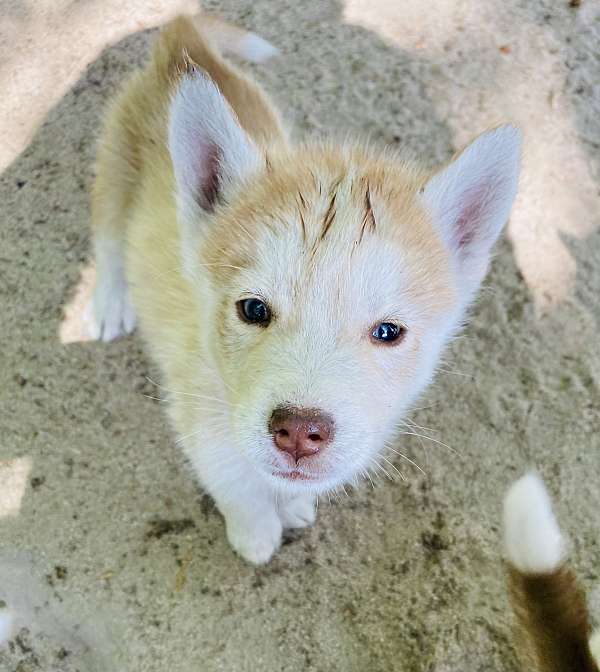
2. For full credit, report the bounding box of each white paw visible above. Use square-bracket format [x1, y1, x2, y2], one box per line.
[278, 495, 317, 529]
[226, 512, 282, 565]
[85, 275, 136, 342]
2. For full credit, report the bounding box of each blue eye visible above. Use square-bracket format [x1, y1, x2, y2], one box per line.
[371, 322, 405, 344]
[237, 298, 271, 326]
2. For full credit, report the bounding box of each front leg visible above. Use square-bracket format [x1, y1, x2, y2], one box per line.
[224, 496, 283, 565]
[185, 440, 282, 564]
[278, 493, 317, 530]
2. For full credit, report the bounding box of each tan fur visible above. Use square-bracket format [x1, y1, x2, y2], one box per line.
[508, 564, 599, 672]
[90, 12, 520, 562]
[93, 15, 454, 434]
[92, 14, 287, 407]
[503, 474, 600, 672]
[92, 16, 284, 240]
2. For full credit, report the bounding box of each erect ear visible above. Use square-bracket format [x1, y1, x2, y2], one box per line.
[168, 68, 262, 261]
[420, 125, 522, 296]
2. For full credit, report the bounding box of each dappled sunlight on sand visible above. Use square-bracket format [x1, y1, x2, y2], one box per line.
[0, 553, 120, 667]
[343, 0, 600, 312]
[0, 457, 32, 518]
[0, 0, 197, 172]
[508, 133, 596, 310]
[1, 1, 599, 669]
[59, 262, 97, 344]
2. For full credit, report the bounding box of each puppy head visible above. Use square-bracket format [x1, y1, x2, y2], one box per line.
[169, 71, 521, 493]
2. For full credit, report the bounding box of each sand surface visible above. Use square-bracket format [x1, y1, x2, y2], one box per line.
[1, 0, 599, 670]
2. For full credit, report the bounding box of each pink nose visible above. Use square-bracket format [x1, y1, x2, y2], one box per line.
[269, 406, 334, 462]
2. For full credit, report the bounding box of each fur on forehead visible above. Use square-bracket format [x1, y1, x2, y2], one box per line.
[198, 142, 457, 317]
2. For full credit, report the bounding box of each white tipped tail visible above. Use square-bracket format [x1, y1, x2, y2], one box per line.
[504, 474, 599, 672]
[590, 630, 600, 667]
[196, 15, 279, 63]
[233, 33, 279, 63]
[503, 472, 565, 574]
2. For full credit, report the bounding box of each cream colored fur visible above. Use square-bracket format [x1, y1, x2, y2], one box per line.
[503, 473, 600, 670]
[89, 14, 521, 563]
[504, 472, 565, 574]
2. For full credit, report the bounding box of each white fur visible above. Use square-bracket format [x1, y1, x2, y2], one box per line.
[590, 629, 600, 667]
[87, 235, 136, 342]
[503, 472, 565, 574]
[235, 33, 279, 63]
[421, 125, 522, 300]
[226, 506, 283, 565]
[90, 19, 522, 563]
[183, 436, 283, 563]
[168, 71, 262, 275]
[278, 494, 317, 529]
[202, 234, 448, 488]
[167, 145, 510, 563]
[208, 22, 279, 63]
[168, 71, 261, 205]
[143, 90, 520, 564]
[176, 213, 456, 562]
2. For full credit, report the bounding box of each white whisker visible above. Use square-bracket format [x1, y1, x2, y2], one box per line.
[369, 458, 394, 482]
[145, 376, 232, 407]
[397, 431, 456, 455]
[362, 469, 376, 490]
[383, 444, 427, 477]
[399, 417, 439, 434]
[380, 455, 407, 482]
[438, 368, 473, 379]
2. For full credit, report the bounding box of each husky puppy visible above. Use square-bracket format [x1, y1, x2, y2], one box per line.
[504, 474, 600, 671]
[89, 13, 521, 563]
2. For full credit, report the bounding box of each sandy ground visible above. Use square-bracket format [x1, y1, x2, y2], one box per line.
[1, 0, 599, 670]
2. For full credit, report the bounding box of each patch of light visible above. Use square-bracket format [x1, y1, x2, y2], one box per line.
[0, 456, 32, 518]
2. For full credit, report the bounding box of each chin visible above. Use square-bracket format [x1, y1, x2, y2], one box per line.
[257, 465, 334, 495]
[246, 431, 379, 496]
[263, 460, 364, 496]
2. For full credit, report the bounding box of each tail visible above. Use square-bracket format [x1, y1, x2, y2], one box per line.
[504, 473, 599, 671]
[197, 14, 279, 63]
[151, 13, 284, 145]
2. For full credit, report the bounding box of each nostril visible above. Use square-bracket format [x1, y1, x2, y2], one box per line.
[269, 406, 335, 460]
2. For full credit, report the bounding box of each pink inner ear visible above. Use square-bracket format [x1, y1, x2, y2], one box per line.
[454, 183, 490, 250]
[198, 144, 222, 210]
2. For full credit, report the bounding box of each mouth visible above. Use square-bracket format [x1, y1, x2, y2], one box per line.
[272, 470, 316, 482]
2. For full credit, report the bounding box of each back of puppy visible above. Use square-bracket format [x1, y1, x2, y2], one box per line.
[504, 474, 600, 671]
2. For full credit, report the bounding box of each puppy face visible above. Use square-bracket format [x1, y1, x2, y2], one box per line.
[196, 154, 458, 493]
[169, 73, 521, 493]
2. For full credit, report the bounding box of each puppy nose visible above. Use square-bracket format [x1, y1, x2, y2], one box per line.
[269, 406, 334, 462]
